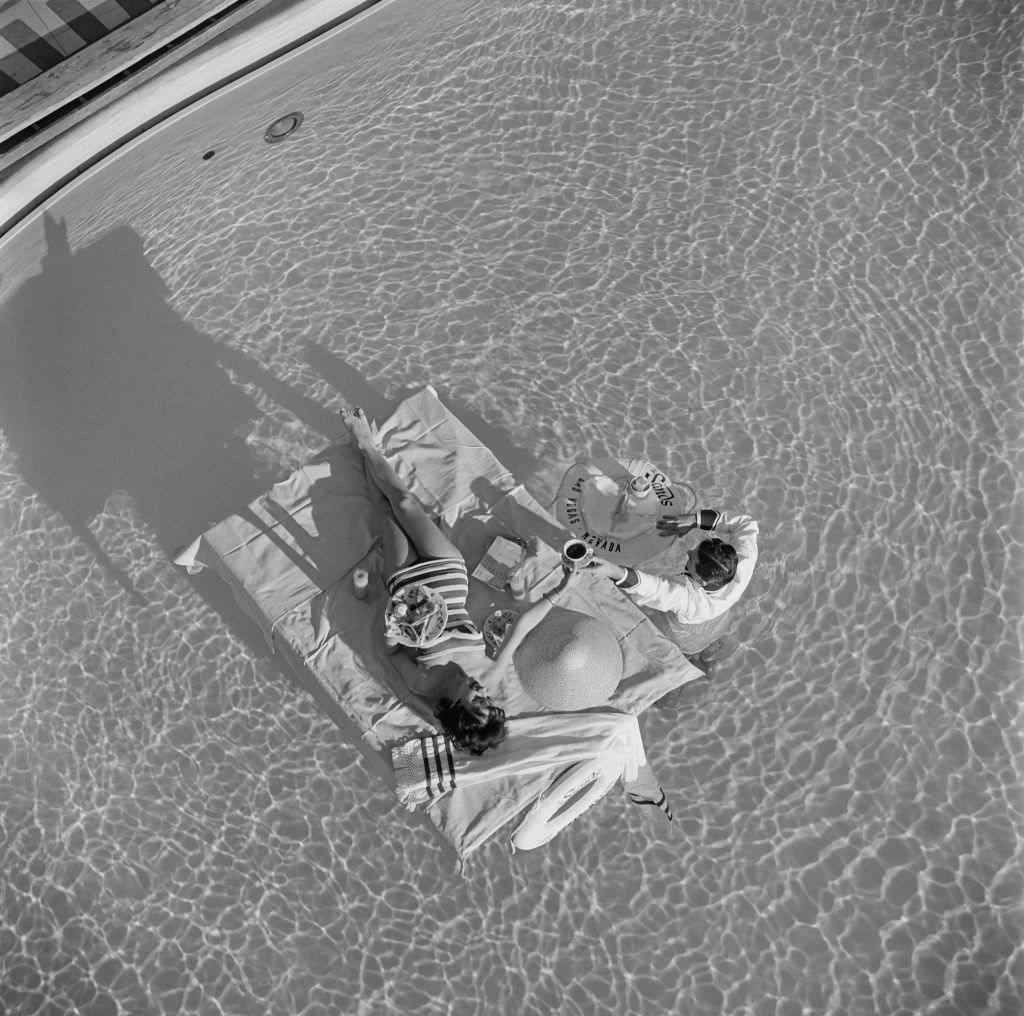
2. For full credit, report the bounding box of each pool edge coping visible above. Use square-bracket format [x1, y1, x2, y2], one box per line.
[0, 0, 390, 242]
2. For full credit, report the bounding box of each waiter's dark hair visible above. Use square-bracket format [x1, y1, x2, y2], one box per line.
[694, 539, 738, 591]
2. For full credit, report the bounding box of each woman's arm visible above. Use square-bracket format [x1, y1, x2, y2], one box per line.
[489, 568, 583, 671]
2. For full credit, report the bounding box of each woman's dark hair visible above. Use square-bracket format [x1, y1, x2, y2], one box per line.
[434, 698, 508, 756]
[694, 538, 738, 591]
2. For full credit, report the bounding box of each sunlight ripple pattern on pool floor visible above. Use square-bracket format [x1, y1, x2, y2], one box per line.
[0, 0, 1021, 1014]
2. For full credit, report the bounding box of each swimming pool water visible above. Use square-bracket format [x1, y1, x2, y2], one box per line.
[0, 0, 1021, 1013]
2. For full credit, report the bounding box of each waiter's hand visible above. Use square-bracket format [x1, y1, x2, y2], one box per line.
[657, 513, 698, 537]
[586, 558, 626, 582]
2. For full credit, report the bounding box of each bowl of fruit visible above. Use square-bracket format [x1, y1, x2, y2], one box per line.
[482, 608, 519, 656]
[384, 584, 448, 648]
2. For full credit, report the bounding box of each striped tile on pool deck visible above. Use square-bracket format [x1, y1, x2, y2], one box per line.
[0, 0, 163, 96]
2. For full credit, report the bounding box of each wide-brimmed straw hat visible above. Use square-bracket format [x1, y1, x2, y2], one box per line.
[513, 606, 623, 710]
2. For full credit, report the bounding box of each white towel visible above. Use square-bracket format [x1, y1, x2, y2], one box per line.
[391, 709, 648, 809]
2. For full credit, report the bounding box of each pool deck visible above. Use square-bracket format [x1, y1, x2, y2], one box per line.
[0, 0, 302, 178]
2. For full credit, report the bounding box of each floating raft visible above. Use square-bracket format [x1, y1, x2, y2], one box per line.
[175, 388, 702, 860]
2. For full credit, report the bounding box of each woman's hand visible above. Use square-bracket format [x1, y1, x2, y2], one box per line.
[493, 570, 582, 668]
[549, 566, 584, 597]
[539, 568, 576, 604]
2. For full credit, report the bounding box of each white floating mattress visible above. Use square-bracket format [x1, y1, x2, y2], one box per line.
[175, 386, 701, 860]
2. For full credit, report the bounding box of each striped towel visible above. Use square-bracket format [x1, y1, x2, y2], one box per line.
[391, 710, 648, 810]
[392, 732, 459, 801]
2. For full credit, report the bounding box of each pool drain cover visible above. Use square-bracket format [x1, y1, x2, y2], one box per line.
[264, 112, 304, 143]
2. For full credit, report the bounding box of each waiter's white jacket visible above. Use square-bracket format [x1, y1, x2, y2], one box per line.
[625, 512, 759, 624]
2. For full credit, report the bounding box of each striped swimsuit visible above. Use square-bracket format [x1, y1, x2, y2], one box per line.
[386, 557, 484, 666]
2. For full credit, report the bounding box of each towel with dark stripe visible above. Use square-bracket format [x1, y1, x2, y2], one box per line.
[391, 710, 649, 809]
[399, 733, 457, 800]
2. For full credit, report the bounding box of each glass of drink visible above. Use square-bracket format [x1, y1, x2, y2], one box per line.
[628, 475, 652, 497]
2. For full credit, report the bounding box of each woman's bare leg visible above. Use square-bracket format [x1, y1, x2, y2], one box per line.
[342, 407, 463, 562]
[365, 458, 416, 575]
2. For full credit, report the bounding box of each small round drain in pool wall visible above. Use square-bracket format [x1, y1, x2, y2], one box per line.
[264, 112, 304, 143]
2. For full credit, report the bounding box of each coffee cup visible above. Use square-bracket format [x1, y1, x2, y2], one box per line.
[561, 538, 593, 572]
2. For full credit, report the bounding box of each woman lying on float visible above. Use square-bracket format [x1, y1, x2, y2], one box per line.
[345, 406, 599, 753]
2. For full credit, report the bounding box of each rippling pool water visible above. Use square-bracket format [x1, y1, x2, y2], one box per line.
[1, 1, 1021, 1013]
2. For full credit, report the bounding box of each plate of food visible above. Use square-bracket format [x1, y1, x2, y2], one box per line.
[483, 608, 519, 655]
[384, 583, 448, 648]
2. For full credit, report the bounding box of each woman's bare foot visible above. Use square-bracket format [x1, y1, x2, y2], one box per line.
[340, 406, 378, 454]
